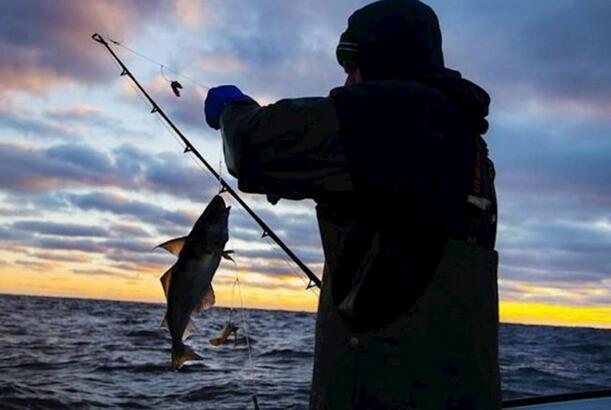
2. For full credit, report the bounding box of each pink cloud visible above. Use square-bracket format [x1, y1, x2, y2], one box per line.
[0, 1, 165, 96]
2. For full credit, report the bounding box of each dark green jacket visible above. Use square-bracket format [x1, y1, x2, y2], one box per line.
[220, 76, 500, 409]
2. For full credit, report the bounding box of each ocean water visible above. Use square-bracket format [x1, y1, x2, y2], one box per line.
[0, 294, 609, 409]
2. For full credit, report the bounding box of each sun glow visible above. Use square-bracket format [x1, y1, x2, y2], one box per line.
[500, 301, 611, 329]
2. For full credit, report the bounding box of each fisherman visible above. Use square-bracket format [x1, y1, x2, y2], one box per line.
[204, 0, 499, 408]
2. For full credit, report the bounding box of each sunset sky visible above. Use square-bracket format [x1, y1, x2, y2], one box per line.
[1, 0, 610, 328]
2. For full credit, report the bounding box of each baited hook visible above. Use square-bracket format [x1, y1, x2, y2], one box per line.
[171, 81, 183, 97]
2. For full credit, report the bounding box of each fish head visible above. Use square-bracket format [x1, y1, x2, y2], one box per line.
[204, 195, 231, 227]
[190, 195, 231, 247]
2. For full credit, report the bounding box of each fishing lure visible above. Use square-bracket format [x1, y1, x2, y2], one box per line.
[209, 322, 239, 347]
[171, 80, 183, 97]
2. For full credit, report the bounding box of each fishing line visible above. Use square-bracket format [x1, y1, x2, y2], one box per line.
[102, 33, 221, 196]
[217, 143, 225, 194]
[159, 65, 172, 83]
[104, 34, 210, 92]
[227, 259, 259, 409]
[108, 40, 321, 302]
[262, 236, 320, 298]
[122, 75, 229, 220]
[236, 276, 260, 410]
[127, 78, 317, 302]
[101, 34, 228, 205]
[222, 193, 320, 299]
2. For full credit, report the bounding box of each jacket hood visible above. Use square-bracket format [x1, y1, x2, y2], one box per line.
[339, 0, 445, 81]
[423, 69, 491, 134]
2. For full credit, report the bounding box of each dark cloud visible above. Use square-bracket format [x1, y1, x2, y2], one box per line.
[430, 0, 611, 111]
[34, 237, 107, 253]
[0, 109, 79, 140]
[230, 206, 322, 249]
[497, 218, 611, 291]
[490, 122, 611, 204]
[234, 247, 323, 267]
[0, 142, 218, 202]
[47, 145, 114, 174]
[66, 191, 195, 229]
[12, 221, 108, 238]
[0, 225, 32, 241]
[102, 238, 155, 254]
[166, 0, 611, 114]
[111, 222, 151, 238]
[0, 143, 124, 193]
[163, 0, 357, 110]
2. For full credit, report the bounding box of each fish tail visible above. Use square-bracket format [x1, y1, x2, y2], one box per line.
[171, 343, 203, 370]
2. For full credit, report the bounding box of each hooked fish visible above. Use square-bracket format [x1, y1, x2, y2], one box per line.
[157, 195, 233, 369]
[209, 322, 239, 347]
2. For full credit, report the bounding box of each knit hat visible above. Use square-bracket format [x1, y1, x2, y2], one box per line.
[336, 0, 445, 81]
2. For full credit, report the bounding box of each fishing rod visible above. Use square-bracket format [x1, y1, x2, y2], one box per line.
[91, 33, 321, 290]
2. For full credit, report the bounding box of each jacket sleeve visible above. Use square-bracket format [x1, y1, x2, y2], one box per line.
[219, 97, 353, 200]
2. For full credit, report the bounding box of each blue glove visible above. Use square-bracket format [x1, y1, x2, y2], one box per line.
[204, 85, 254, 130]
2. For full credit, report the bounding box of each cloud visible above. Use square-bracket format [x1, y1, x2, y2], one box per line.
[12, 221, 108, 237]
[34, 237, 107, 253]
[13, 259, 55, 272]
[111, 223, 151, 238]
[497, 218, 611, 297]
[45, 104, 103, 121]
[0, 0, 166, 96]
[0, 108, 79, 140]
[173, 0, 213, 28]
[27, 251, 91, 263]
[0, 226, 32, 241]
[66, 191, 196, 229]
[160, 0, 355, 104]
[0, 143, 121, 193]
[234, 247, 323, 267]
[430, 0, 611, 115]
[0, 142, 218, 202]
[72, 268, 135, 279]
[230, 206, 322, 248]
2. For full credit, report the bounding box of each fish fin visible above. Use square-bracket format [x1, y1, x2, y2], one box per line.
[182, 319, 197, 341]
[209, 324, 231, 346]
[192, 285, 215, 314]
[161, 316, 195, 340]
[171, 345, 202, 370]
[222, 250, 236, 263]
[209, 336, 224, 346]
[156, 236, 187, 257]
[159, 265, 175, 300]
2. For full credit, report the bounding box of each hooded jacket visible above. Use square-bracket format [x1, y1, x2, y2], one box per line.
[219, 0, 500, 408]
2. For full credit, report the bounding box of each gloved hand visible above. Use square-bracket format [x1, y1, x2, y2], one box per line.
[204, 85, 254, 130]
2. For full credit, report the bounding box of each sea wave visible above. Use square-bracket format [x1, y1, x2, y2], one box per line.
[0, 294, 609, 409]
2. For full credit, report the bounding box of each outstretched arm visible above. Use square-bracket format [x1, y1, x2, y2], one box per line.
[218, 95, 353, 201]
